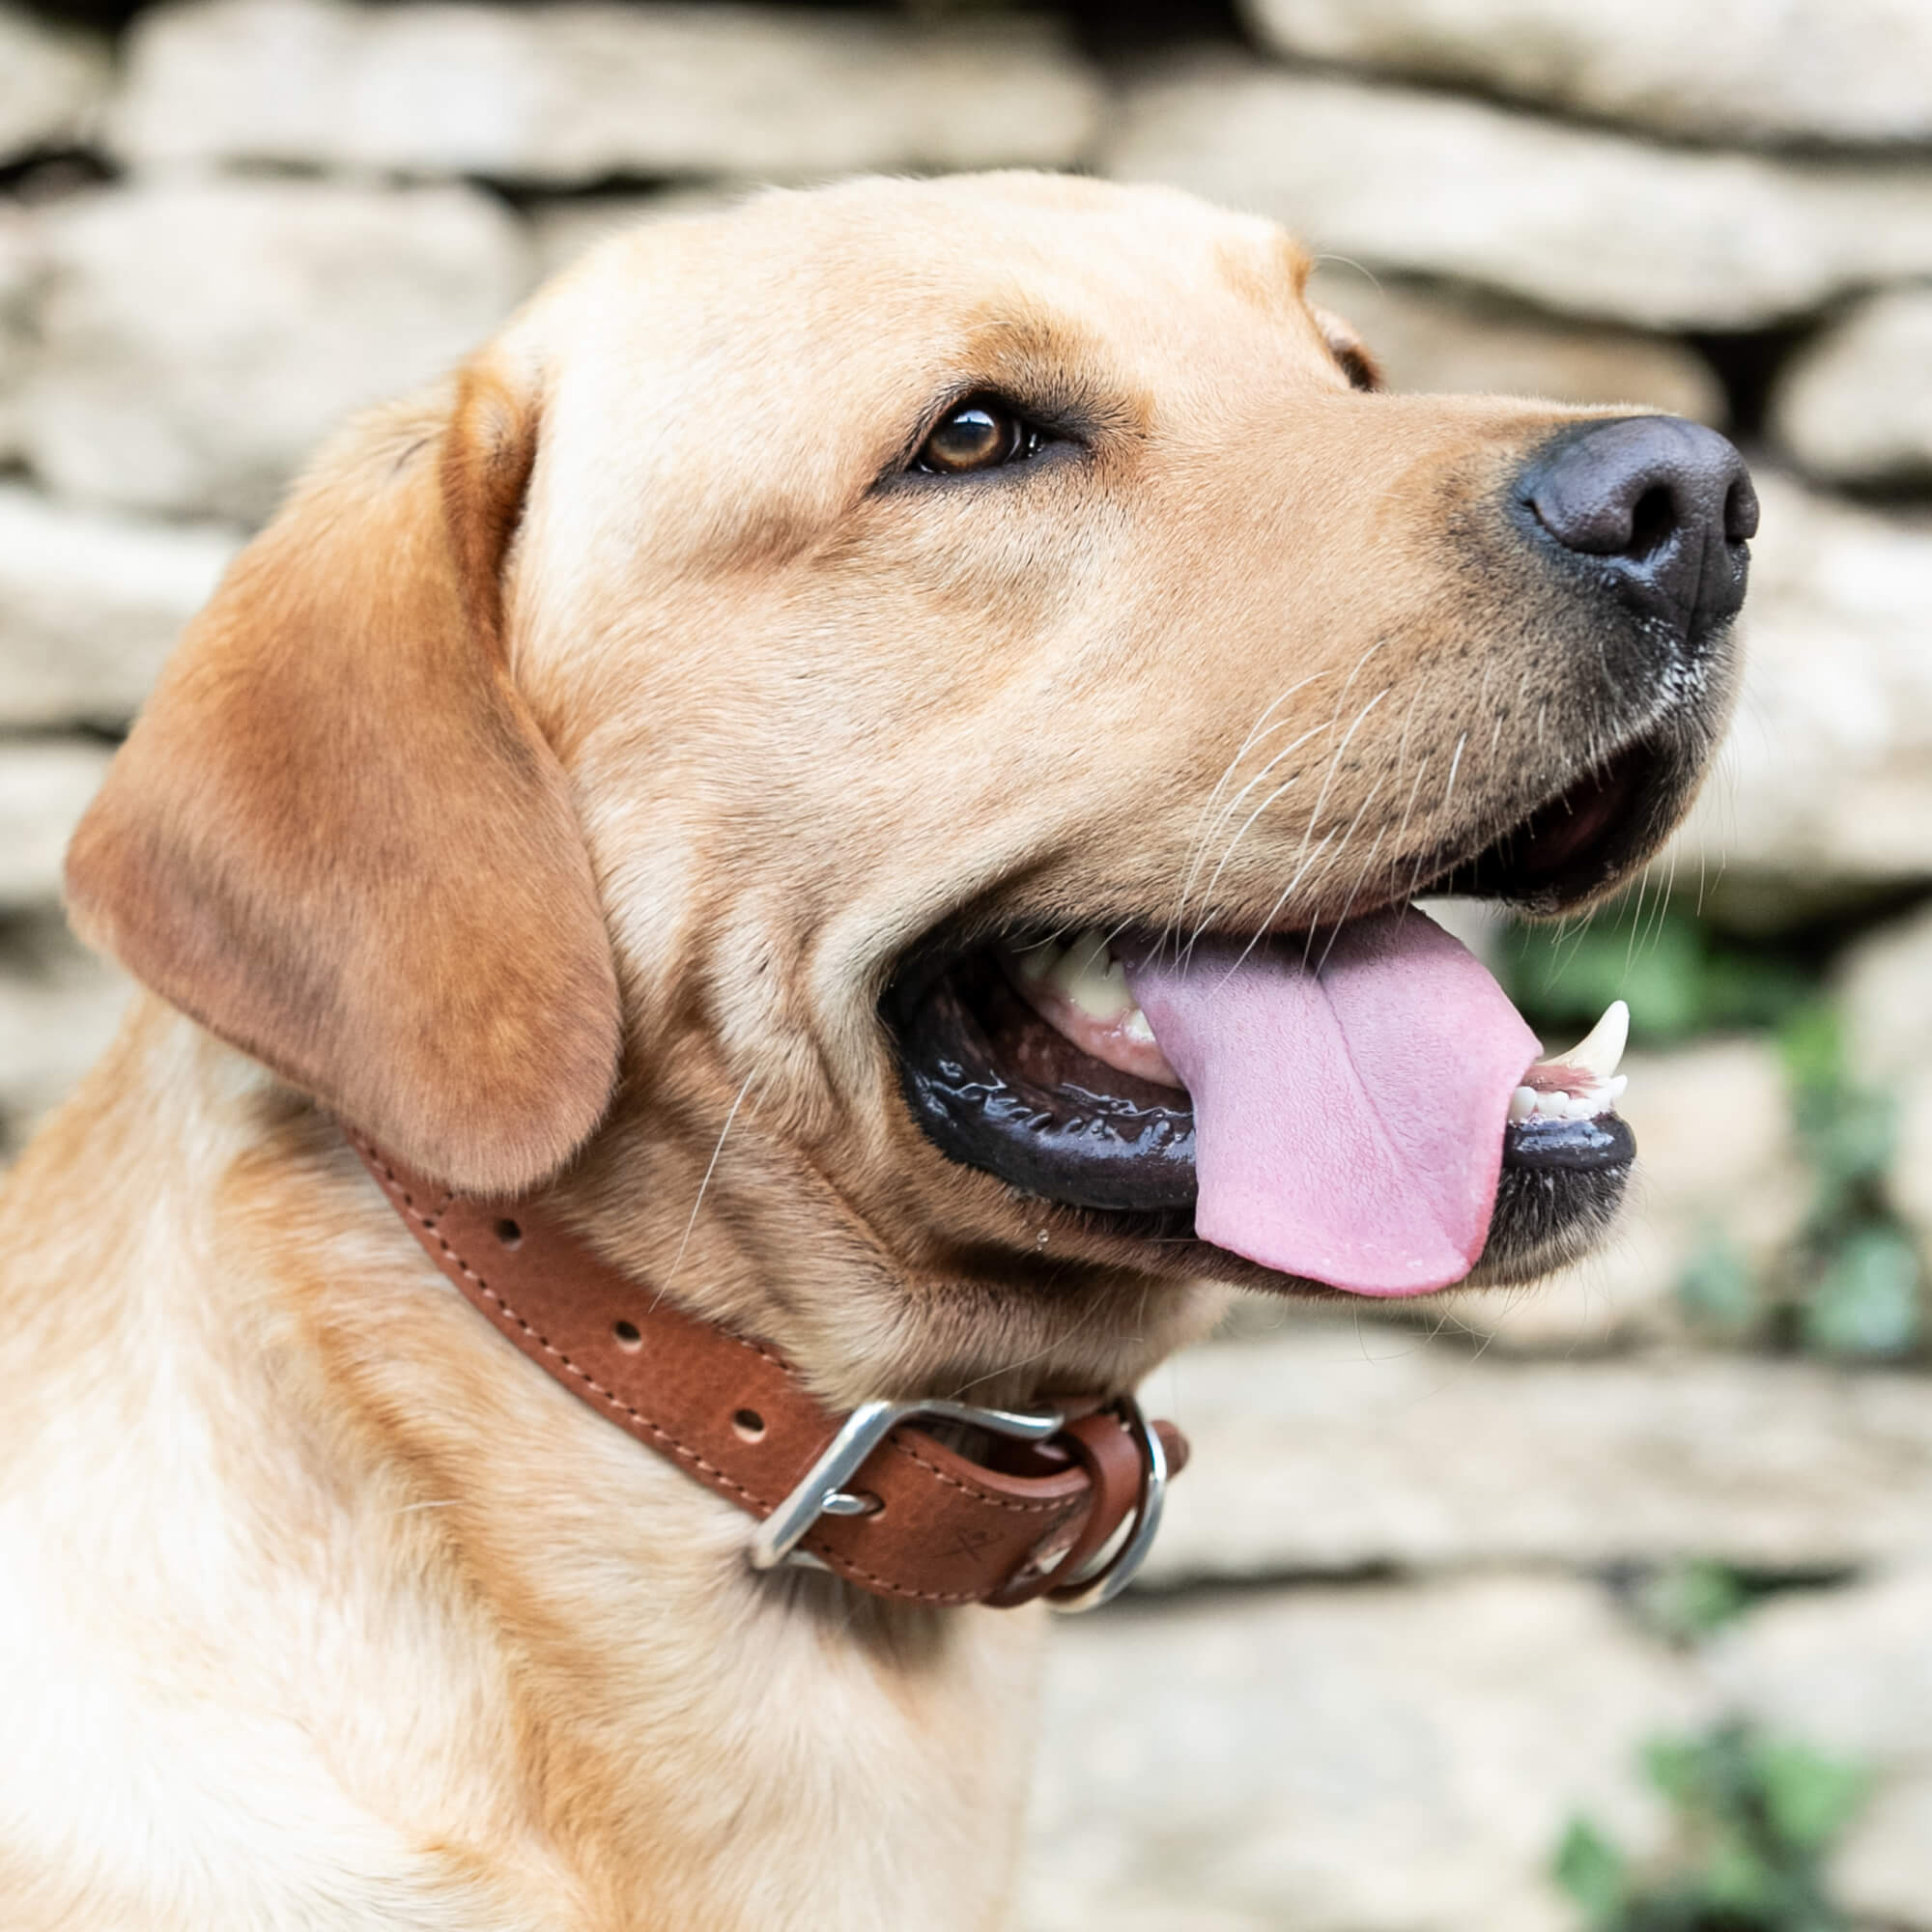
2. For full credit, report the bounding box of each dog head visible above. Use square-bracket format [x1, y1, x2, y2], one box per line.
[67, 174, 1752, 1404]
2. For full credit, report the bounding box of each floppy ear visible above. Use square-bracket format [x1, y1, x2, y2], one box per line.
[65, 355, 622, 1194]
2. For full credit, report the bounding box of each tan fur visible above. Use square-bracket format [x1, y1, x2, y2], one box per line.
[1, 173, 1715, 1929]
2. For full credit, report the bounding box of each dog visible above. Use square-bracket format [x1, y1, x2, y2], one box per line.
[0, 172, 1752, 1929]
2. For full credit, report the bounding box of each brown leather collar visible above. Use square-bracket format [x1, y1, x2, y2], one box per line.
[349, 1132, 1185, 1609]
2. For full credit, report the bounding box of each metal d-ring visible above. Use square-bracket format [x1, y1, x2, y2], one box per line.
[1047, 1396, 1169, 1614]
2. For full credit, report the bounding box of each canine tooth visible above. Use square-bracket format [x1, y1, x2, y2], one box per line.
[1544, 1000, 1630, 1081]
[1048, 929, 1133, 1022]
[1509, 1085, 1538, 1122]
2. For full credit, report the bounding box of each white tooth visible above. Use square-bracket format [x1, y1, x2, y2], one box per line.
[1546, 999, 1630, 1081]
[1048, 928, 1133, 1022]
[1599, 1074, 1628, 1107]
[1508, 1085, 1538, 1122]
[1057, 929, 1109, 978]
[1123, 1008, 1156, 1044]
[1013, 940, 1063, 984]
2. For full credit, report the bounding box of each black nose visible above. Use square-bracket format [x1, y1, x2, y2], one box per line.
[1515, 416, 1758, 639]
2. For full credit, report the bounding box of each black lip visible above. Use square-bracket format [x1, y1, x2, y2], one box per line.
[1505, 1112, 1634, 1172]
[895, 952, 1199, 1214]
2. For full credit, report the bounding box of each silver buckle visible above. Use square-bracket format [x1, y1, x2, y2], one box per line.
[747, 1392, 1171, 1612]
[747, 1396, 1065, 1574]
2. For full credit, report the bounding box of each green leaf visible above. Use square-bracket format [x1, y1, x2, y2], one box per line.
[1501, 905, 1707, 1044]
[1804, 1089, 1898, 1197]
[1701, 949, 1816, 1036]
[1642, 1736, 1705, 1806]
[1677, 1233, 1761, 1338]
[1554, 1816, 1628, 1921]
[1698, 1827, 1779, 1913]
[1778, 1003, 1846, 1101]
[1640, 1557, 1751, 1643]
[1503, 899, 1825, 1055]
[1801, 1225, 1923, 1359]
[1751, 1741, 1867, 1853]
[1561, 1721, 1865, 1928]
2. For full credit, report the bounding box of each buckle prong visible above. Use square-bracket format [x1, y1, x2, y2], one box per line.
[747, 1397, 1064, 1573]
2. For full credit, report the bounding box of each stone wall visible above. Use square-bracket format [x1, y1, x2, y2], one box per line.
[2, 3, 1929, 1926]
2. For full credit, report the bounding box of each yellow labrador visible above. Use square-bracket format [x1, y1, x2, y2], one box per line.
[0, 173, 1752, 1929]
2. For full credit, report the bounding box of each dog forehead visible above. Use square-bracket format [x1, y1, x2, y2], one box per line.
[538, 173, 1325, 395]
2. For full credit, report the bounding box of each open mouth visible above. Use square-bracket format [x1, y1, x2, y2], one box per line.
[887, 739, 1663, 1299]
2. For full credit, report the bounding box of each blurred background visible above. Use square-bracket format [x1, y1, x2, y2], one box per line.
[3, 0, 1930, 1924]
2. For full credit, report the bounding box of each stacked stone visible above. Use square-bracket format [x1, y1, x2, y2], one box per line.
[1024, 1312, 1932, 1930]
[3, 3, 1931, 1926]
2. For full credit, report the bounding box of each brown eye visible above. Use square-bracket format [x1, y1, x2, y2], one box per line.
[914, 397, 1042, 475]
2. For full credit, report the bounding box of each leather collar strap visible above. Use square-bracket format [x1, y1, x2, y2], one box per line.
[349, 1133, 1186, 1609]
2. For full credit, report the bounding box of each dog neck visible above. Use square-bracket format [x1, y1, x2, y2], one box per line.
[348, 1128, 1180, 1611]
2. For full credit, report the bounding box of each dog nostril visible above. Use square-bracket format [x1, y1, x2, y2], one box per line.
[1626, 485, 1676, 562]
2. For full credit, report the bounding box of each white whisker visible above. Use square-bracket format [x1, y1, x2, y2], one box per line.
[660, 1072, 759, 1298]
[1287, 685, 1390, 883]
[1311, 821, 1389, 976]
[1439, 730, 1468, 822]
[1216, 828, 1339, 983]
[1170, 671, 1341, 942]
[1182, 745, 1325, 957]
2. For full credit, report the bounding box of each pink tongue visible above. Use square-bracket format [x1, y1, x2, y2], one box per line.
[1122, 908, 1538, 1296]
